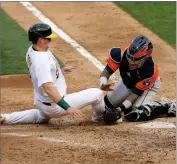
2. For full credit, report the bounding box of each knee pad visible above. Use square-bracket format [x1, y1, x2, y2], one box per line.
[124, 107, 140, 121]
[124, 105, 153, 122]
[104, 95, 116, 109]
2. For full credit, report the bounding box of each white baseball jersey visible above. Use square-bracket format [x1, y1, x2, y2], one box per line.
[26, 46, 67, 104]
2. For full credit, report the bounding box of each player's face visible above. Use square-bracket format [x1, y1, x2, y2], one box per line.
[126, 52, 148, 69]
[44, 38, 51, 49]
[38, 38, 51, 50]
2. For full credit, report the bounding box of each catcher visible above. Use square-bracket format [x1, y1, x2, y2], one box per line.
[100, 35, 176, 124]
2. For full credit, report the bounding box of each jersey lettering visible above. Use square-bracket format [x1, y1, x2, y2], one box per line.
[27, 54, 32, 67]
[52, 56, 60, 80]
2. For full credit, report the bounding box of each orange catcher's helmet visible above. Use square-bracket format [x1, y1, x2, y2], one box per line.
[126, 35, 153, 70]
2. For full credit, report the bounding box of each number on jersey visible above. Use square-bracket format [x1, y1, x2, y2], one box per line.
[27, 55, 32, 67]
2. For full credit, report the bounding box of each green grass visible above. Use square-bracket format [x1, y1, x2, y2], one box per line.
[53, 53, 65, 68]
[1, 9, 30, 74]
[115, 2, 176, 48]
[1, 9, 64, 75]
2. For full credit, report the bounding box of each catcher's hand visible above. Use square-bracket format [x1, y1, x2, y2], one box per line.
[100, 83, 115, 91]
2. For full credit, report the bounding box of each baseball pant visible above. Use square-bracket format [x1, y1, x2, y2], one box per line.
[107, 78, 161, 107]
[2, 88, 105, 124]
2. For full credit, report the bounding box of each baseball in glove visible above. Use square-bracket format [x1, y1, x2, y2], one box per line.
[100, 83, 115, 91]
[103, 106, 122, 125]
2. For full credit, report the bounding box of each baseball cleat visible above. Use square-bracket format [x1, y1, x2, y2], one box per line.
[167, 102, 176, 117]
[0, 116, 5, 125]
[116, 116, 123, 123]
[92, 115, 103, 123]
[157, 97, 176, 117]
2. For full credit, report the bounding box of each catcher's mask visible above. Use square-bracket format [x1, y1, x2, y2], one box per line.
[126, 35, 153, 70]
[28, 23, 57, 44]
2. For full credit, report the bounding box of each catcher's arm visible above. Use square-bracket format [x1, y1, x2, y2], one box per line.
[100, 66, 114, 91]
[120, 76, 157, 111]
[100, 69, 111, 85]
[119, 93, 139, 111]
[100, 48, 122, 91]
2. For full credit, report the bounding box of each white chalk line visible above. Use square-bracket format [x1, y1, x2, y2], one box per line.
[19, 2, 175, 129]
[2, 132, 29, 137]
[39, 137, 97, 148]
[2, 132, 98, 149]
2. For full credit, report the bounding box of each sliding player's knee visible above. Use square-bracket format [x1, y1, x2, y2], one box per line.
[89, 88, 104, 100]
[32, 109, 50, 123]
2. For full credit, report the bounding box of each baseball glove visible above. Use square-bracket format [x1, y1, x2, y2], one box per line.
[100, 83, 115, 91]
[103, 106, 121, 125]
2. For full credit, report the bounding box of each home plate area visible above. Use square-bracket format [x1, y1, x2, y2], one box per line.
[136, 122, 176, 129]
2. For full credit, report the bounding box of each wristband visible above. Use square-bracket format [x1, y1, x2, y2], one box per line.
[100, 76, 108, 86]
[57, 98, 70, 110]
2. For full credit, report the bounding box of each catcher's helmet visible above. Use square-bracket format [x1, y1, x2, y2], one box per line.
[126, 35, 153, 70]
[28, 23, 57, 43]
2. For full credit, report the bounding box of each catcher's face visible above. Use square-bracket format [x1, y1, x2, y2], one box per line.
[126, 52, 149, 70]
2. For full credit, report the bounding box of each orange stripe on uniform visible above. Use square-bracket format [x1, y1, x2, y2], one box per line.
[136, 63, 159, 91]
[107, 56, 120, 72]
[121, 45, 128, 52]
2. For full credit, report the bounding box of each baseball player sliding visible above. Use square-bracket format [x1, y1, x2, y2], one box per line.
[1, 25, 175, 125]
[101, 35, 176, 124]
[1, 23, 106, 125]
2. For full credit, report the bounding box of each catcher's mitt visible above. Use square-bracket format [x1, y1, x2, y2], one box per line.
[100, 83, 115, 91]
[103, 106, 121, 125]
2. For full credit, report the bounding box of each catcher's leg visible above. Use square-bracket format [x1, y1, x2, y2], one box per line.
[1, 109, 49, 125]
[102, 80, 130, 124]
[105, 79, 131, 108]
[123, 89, 157, 121]
[124, 102, 175, 122]
[133, 77, 161, 107]
[121, 89, 159, 122]
[124, 78, 166, 121]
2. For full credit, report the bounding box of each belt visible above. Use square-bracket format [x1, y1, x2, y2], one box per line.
[42, 102, 52, 106]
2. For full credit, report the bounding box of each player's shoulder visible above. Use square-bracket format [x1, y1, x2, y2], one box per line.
[109, 46, 128, 62]
[109, 47, 122, 63]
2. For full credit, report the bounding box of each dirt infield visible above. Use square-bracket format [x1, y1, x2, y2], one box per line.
[1, 2, 176, 164]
